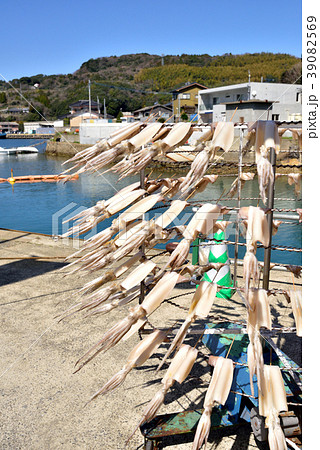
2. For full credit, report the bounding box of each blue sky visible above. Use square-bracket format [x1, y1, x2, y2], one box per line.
[1, 0, 302, 81]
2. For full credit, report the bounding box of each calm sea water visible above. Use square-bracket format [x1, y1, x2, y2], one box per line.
[0, 138, 302, 265]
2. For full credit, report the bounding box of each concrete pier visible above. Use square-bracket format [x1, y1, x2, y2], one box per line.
[0, 229, 301, 449]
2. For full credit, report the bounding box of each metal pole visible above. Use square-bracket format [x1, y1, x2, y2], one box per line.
[262, 147, 277, 290]
[104, 98, 106, 120]
[88, 80, 91, 118]
[233, 126, 244, 286]
[139, 162, 146, 305]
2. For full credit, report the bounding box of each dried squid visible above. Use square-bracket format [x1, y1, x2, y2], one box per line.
[74, 271, 180, 371]
[157, 280, 217, 370]
[192, 357, 234, 450]
[89, 328, 168, 401]
[249, 120, 280, 162]
[257, 145, 274, 204]
[113, 122, 192, 178]
[288, 289, 302, 336]
[259, 365, 288, 450]
[287, 173, 302, 197]
[247, 289, 272, 395]
[128, 344, 198, 444]
[179, 122, 234, 196]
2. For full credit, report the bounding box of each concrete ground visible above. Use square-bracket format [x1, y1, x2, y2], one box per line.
[0, 229, 301, 450]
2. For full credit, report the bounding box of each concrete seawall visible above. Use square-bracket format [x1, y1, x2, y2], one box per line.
[45, 138, 301, 175]
[46, 140, 88, 157]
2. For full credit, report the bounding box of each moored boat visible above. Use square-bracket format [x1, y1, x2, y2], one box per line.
[0, 146, 38, 154]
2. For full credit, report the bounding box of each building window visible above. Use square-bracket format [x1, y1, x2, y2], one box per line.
[272, 114, 279, 121]
[237, 93, 248, 101]
[181, 94, 190, 99]
[213, 97, 220, 105]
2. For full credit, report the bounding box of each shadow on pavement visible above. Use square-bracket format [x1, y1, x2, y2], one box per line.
[0, 259, 66, 287]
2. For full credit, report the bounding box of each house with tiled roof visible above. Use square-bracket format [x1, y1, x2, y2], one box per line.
[171, 82, 208, 120]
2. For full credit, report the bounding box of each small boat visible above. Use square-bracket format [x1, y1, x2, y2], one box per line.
[0, 146, 39, 155]
[0, 132, 7, 139]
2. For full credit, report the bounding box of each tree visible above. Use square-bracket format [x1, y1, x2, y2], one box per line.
[0, 92, 7, 103]
[116, 110, 123, 123]
[281, 62, 302, 84]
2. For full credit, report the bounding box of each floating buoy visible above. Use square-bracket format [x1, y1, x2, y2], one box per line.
[0, 173, 79, 184]
[8, 169, 15, 184]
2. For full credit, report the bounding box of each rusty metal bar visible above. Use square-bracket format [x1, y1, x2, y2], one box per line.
[233, 126, 244, 286]
[263, 147, 277, 290]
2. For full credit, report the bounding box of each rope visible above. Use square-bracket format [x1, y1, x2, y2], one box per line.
[190, 240, 302, 253]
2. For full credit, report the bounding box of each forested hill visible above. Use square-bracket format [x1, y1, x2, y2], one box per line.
[1, 52, 301, 121]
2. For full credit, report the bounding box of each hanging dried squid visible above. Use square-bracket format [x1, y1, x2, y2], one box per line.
[127, 344, 198, 444]
[247, 289, 272, 395]
[249, 120, 280, 162]
[62, 121, 142, 175]
[227, 172, 255, 198]
[287, 173, 302, 197]
[157, 280, 217, 370]
[192, 356, 234, 450]
[288, 289, 302, 337]
[88, 328, 169, 401]
[114, 122, 193, 178]
[179, 122, 234, 196]
[74, 271, 181, 372]
[240, 206, 270, 249]
[163, 204, 222, 271]
[289, 128, 302, 151]
[257, 145, 274, 204]
[259, 365, 288, 450]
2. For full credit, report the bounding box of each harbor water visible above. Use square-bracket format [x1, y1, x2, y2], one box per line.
[0, 139, 302, 265]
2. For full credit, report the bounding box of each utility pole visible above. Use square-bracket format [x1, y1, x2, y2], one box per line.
[88, 79, 91, 118]
[97, 96, 100, 115]
[104, 98, 106, 120]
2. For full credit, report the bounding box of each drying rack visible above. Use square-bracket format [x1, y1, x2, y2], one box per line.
[137, 121, 302, 449]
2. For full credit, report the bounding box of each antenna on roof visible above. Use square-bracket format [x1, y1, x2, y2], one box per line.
[88, 79, 91, 118]
[248, 70, 251, 100]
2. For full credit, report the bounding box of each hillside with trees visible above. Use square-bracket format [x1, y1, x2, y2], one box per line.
[0, 52, 301, 121]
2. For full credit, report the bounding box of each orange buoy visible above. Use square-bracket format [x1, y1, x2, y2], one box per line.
[5, 173, 79, 184]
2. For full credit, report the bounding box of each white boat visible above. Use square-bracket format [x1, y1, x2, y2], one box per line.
[0, 146, 39, 155]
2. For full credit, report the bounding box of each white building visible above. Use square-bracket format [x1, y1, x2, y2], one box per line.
[24, 120, 64, 134]
[198, 82, 302, 123]
[80, 120, 128, 145]
[23, 120, 63, 134]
